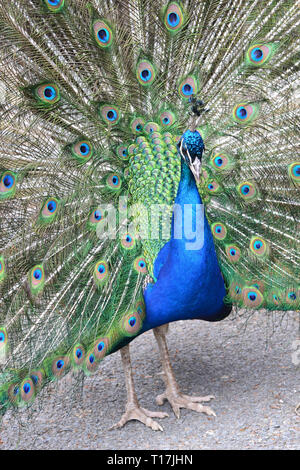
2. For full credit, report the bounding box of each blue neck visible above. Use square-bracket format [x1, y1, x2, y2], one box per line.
[142, 159, 230, 331]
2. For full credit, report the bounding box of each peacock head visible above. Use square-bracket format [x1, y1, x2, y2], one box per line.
[177, 129, 204, 182]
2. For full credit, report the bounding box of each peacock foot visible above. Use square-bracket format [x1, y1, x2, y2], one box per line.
[156, 388, 216, 419]
[110, 404, 169, 432]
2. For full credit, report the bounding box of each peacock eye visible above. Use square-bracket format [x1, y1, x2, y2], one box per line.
[56, 359, 64, 369]
[3, 174, 14, 188]
[80, 143, 90, 156]
[44, 86, 56, 100]
[233, 103, 258, 124]
[98, 28, 109, 43]
[33, 268, 42, 280]
[168, 12, 179, 27]
[128, 316, 136, 327]
[76, 348, 82, 358]
[251, 47, 263, 61]
[100, 104, 120, 125]
[178, 76, 198, 99]
[92, 20, 113, 48]
[44, 0, 64, 11]
[94, 210, 101, 220]
[34, 83, 60, 105]
[136, 60, 156, 86]
[107, 110, 117, 121]
[89, 354, 95, 364]
[47, 200, 57, 212]
[142, 69, 150, 80]
[164, 2, 184, 33]
[183, 84, 192, 95]
[98, 264, 105, 274]
[236, 106, 247, 119]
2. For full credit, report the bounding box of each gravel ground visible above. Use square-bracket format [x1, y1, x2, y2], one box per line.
[0, 311, 299, 450]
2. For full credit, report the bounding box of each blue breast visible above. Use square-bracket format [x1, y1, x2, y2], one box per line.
[142, 159, 231, 332]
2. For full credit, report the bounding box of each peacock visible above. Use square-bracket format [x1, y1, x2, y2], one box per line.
[0, 0, 299, 433]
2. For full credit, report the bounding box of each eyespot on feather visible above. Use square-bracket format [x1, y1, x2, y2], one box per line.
[225, 244, 241, 263]
[72, 344, 86, 366]
[144, 122, 160, 134]
[40, 197, 59, 223]
[232, 102, 259, 124]
[85, 351, 98, 373]
[0, 327, 8, 351]
[163, 2, 185, 34]
[288, 162, 300, 185]
[211, 222, 227, 240]
[8, 383, 20, 405]
[51, 356, 70, 378]
[44, 0, 65, 12]
[120, 232, 136, 250]
[0, 171, 17, 199]
[117, 145, 129, 161]
[92, 19, 113, 48]
[178, 76, 198, 99]
[229, 280, 244, 303]
[20, 378, 35, 403]
[93, 337, 109, 360]
[285, 289, 299, 307]
[121, 312, 142, 337]
[93, 261, 109, 287]
[88, 207, 105, 229]
[269, 291, 282, 307]
[99, 104, 120, 125]
[106, 173, 122, 190]
[44, 0, 64, 12]
[71, 139, 94, 162]
[34, 83, 60, 105]
[131, 117, 145, 134]
[206, 180, 221, 194]
[249, 236, 269, 258]
[30, 370, 44, 390]
[29, 265, 45, 295]
[246, 43, 278, 67]
[242, 286, 264, 308]
[237, 181, 258, 201]
[136, 60, 156, 86]
[134, 257, 147, 274]
[210, 153, 232, 171]
[159, 110, 176, 127]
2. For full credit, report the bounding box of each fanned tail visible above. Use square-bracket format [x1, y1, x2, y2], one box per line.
[0, 0, 299, 416]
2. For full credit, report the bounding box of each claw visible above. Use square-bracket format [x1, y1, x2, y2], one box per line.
[156, 389, 216, 419]
[110, 406, 168, 432]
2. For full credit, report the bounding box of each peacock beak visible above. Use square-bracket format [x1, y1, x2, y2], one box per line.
[189, 157, 202, 183]
[177, 137, 202, 183]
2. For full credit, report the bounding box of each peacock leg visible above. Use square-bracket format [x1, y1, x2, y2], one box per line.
[110, 344, 168, 431]
[153, 324, 216, 419]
